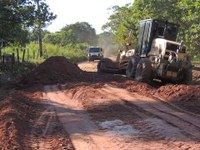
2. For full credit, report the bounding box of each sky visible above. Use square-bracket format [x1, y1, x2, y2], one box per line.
[45, 0, 133, 34]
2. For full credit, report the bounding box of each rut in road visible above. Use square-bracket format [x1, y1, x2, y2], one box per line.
[30, 100, 74, 150]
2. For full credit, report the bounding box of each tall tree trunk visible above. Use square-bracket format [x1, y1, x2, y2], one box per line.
[36, 0, 43, 57]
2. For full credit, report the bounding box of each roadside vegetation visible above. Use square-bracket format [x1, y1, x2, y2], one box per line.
[102, 0, 200, 62]
[0, 43, 88, 83]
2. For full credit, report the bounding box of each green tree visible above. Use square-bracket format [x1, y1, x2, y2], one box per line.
[43, 32, 62, 45]
[103, 0, 200, 55]
[60, 22, 97, 46]
[0, 0, 34, 45]
[0, 0, 56, 53]
[136, 0, 200, 55]
[102, 4, 137, 47]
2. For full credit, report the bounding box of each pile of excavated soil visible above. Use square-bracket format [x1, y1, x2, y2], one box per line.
[155, 84, 200, 113]
[20, 56, 84, 85]
[116, 81, 200, 114]
[16, 56, 128, 87]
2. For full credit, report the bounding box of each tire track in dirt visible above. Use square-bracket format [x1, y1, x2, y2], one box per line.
[68, 84, 185, 149]
[30, 104, 54, 150]
[43, 85, 143, 150]
[99, 84, 200, 149]
[31, 83, 200, 150]
[30, 97, 74, 150]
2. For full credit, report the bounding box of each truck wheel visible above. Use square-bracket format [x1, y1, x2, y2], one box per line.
[135, 58, 152, 82]
[126, 56, 140, 78]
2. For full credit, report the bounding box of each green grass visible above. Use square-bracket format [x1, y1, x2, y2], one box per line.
[0, 43, 88, 82]
[1, 43, 88, 63]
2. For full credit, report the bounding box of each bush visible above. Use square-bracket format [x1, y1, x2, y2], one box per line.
[0, 43, 88, 82]
[2, 43, 88, 63]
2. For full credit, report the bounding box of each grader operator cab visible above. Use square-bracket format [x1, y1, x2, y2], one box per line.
[126, 19, 192, 84]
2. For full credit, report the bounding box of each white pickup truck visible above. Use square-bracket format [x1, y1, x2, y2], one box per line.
[87, 46, 103, 61]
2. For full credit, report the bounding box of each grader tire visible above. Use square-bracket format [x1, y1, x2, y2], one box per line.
[135, 58, 152, 82]
[126, 56, 140, 78]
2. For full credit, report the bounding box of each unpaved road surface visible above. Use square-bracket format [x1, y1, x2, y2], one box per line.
[30, 82, 200, 150]
[1, 57, 200, 149]
[78, 60, 99, 72]
[30, 61, 200, 149]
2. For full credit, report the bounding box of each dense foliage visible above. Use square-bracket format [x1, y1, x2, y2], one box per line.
[43, 22, 97, 46]
[103, 0, 200, 56]
[0, 0, 56, 46]
[0, 0, 33, 45]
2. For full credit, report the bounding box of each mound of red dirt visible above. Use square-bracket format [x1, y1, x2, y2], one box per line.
[111, 79, 200, 114]
[21, 56, 84, 85]
[155, 84, 200, 113]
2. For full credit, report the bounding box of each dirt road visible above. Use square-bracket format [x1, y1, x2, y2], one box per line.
[1, 58, 200, 149]
[30, 82, 200, 149]
[29, 61, 200, 149]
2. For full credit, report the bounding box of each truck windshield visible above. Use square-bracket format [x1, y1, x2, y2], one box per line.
[89, 48, 101, 53]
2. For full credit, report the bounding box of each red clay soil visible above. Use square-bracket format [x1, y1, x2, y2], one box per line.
[112, 80, 153, 93]
[20, 56, 84, 85]
[1, 57, 200, 149]
[18, 56, 129, 87]
[19, 56, 199, 115]
[155, 84, 200, 114]
[65, 83, 107, 105]
[0, 88, 43, 149]
[111, 80, 200, 114]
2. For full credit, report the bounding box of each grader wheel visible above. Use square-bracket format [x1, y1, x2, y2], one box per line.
[135, 58, 152, 82]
